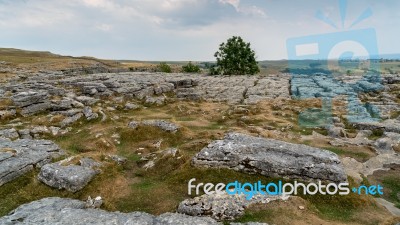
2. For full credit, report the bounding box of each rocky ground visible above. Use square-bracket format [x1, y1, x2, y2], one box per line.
[0, 54, 400, 224]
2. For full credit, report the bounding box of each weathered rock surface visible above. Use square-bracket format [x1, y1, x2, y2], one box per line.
[125, 102, 140, 110]
[145, 96, 166, 105]
[192, 133, 347, 183]
[11, 91, 48, 108]
[1, 73, 291, 109]
[128, 120, 140, 129]
[82, 106, 98, 120]
[11, 91, 51, 116]
[178, 191, 286, 221]
[38, 162, 99, 192]
[85, 196, 103, 209]
[0, 138, 64, 186]
[142, 120, 179, 133]
[0, 128, 19, 140]
[291, 73, 399, 126]
[342, 154, 400, 183]
[351, 119, 400, 134]
[75, 96, 99, 106]
[0, 197, 224, 225]
[60, 112, 83, 128]
[329, 130, 373, 147]
[373, 132, 400, 154]
[18, 129, 32, 139]
[0, 109, 16, 119]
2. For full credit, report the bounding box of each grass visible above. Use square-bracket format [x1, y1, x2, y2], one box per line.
[381, 176, 400, 208]
[323, 146, 370, 161]
[0, 170, 83, 216]
[390, 111, 400, 119]
[368, 129, 385, 141]
[0, 94, 393, 224]
[116, 165, 283, 215]
[232, 185, 375, 224]
[232, 208, 275, 224]
[301, 191, 373, 221]
[0, 162, 133, 217]
[292, 127, 327, 136]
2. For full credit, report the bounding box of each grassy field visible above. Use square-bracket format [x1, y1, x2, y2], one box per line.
[0, 98, 396, 224]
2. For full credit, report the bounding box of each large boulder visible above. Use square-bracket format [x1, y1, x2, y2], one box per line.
[192, 133, 347, 183]
[11, 91, 51, 116]
[38, 162, 99, 192]
[11, 91, 48, 108]
[60, 113, 83, 128]
[82, 106, 98, 120]
[142, 120, 179, 133]
[178, 191, 285, 221]
[0, 128, 19, 140]
[351, 119, 400, 134]
[0, 197, 223, 225]
[0, 138, 64, 186]
[75, 96, 99, 106]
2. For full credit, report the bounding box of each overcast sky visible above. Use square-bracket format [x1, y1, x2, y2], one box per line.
[0, 0, 399, 60]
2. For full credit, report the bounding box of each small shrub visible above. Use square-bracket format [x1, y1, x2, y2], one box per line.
[182, 61, 201, 73]
[158, 62, 172, 73]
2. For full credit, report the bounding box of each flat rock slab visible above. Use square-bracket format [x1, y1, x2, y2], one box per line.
[375, 198, 400, 216]
[1, 73, 291, 108]
[141, 120, 179, 133]
[0, 138, 64, 186]
[351, 119, 400, 134]
[342, 154, 400, 182]
[178, 191, 285, 221]
[11, 91, 48, 108]
[0, 197, 221, 225]
[38, 163, 99, 192]
[192, 133, 347, 183]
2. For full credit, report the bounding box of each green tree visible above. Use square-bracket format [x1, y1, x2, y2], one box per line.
[212, 36, 260, 75]
[182, 61, 201, 73]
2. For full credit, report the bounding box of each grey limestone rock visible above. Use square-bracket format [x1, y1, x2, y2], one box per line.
[192, 132, 347, 183]
[0, 138, 64, 186]
[11, 91, 51, 116]
[0, 128, 19, 140]
[0, 197, 224, 225]
[125, 102, 140, 110]
[38, 162, 99, 192]
[178, 191, 285, 221]
[75, 96, 99, 106]
[11, 91, 48, 108]
[82, 106, 98, 120]
[60, 113, 83, 128]
[128, 120, 140, 129]
[142, 120, 179, 133]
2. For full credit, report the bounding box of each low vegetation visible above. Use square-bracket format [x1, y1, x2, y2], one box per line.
[181, 61, 201, 73]
[158, 62, 172, 73]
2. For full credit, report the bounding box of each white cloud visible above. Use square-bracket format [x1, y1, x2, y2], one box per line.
[0, 0, 398, 60]
[95, 23, 112, 32]
[219, 0, 240, 10]
[82, 0, 113, 8]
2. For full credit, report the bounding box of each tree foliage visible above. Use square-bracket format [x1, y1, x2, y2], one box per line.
[211, 36, 260, 75]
